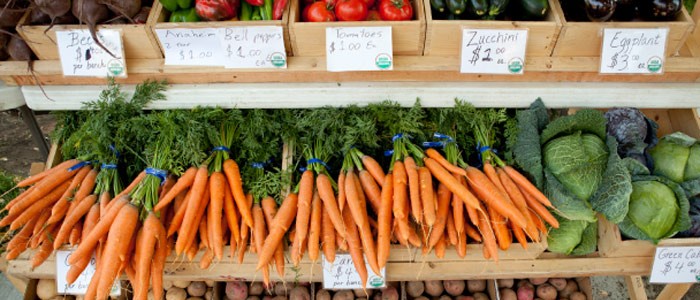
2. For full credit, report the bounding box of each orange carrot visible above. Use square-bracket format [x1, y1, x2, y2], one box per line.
[457, 228, 467, 258]
[6, 212, 40, 254]
[222, 182, 241, 244]
[511, 222, 528, 249]
[497, 168, 538, 238]
[489, 208, 512, 251]
[377, 173, 393, 269]
[176, 165, 208, 254]
[465, 222, 482, 242]
[183, 187, 210, 253]
[199, 215, 210, 249]
[530, 210, 547, 233]
[223, 159, 253, 227]
[362, 155, 385, 187]
[321, 206, 336, 264]
[238, 204, 250, 264]
[252, 202, 269, 284]
[8, 180, 70, 230]
[404, 156, 423, 224]
[446, 212, 458, 246]
[452, 179, 465, 236]
[261, 196, 284, 277]
[8, 165, 78, 217]
[115, 170, 146, 200]
[428, 183, 452, 249]
[425, 148, 467, 177]
[16, 159, 79, 188]
[134, 212, 159, 300]
[459, 176, 479, 228]
[55, 194, 97, 249]
[419, 166, 436, 227]
[69, 222, 82, 246]
[48, 165, 92, 224]
[154, 166, 197, 211]
[476, 208, 499, 262]
[342, 207, 368, 288]
[167, 189, 192, 236]
[358, 170, 381, 213]
[308, 191, 322, 262]
[392, 162, 410, 241]
[292, 170, 314, 266]
[151, 221, 168, 300]
[67, 196, 128, 265]
[96, 203, 139, 300]
[69, 168, 98, 210]
[345, 169, 380, 276]
[523, 190, 559, 228]
[32, 209, 51, 236]
[424, 158, 481, 212]
[256, 193, 298, 270]
[435, 235, 447, 259]
[200, 248, 215, 269]
[209, 171, 225, 261]
[32, 227, 58, 269]
[337, 172, 346, 212]
[503, 166, 551, 207]
[316, 173, 347, 238]
[465, 166, 527, 228]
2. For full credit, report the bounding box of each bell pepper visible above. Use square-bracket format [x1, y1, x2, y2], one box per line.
[244, 0, 265, 7]
[251, 6, 263, 20]
[169, 8, 201, 22]
[272, 0, 287, 20]
[177, 0, 194, 9]
[195, 0, 240, 21]
[159, 0, 179, 12]
[241, 1, 253, 20]
[261, 0, 272, 20]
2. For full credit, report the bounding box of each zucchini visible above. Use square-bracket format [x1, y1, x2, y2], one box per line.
[431, 0, 447, 13]
[488, 0, 510, 18]
[584, 0, 616, 22]
[516, 0, 549, 20]
[466, 0, 489, 17]
[447, 0, 467, 15]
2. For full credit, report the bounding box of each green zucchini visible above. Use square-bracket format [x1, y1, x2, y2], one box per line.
[488, 0, 509, 18]
[446, 0, 467, 15]
[516, 0, 549, 20]
[466, 0, 489, 17]
[431, 0, 447, 13]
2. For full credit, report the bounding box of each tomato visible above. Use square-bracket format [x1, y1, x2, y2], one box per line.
[366, 9, 381, 21]
[359, 0, 375, 9]
[305, 1, 336, 22]
[378, 0, 412, 21]
[335, 0, 368, 21]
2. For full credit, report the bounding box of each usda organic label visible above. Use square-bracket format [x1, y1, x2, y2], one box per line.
[600, 28, 668, 74]
[219, 26, 287, 69]
[326, 27, 393, 72]
[322, 254, 386, 289]
[460, 29, 528, 75]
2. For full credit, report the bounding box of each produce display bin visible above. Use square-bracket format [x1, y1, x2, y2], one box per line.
[597, 108, 700, 258]
[422, 0, 562, 57]
[15, 7, 164, 60]
[550, 1, 695, 57]
[288, 0, 426, 56]
[492, 277, 593, 300]
[151, 1, 292, 56]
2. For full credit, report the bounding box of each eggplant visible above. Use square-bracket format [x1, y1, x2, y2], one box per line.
[614, 0, 638, 20]
[639, 0, 682, 20]
[559, 0, 588, 21]
[488, 0, 510, 18]
[514, 0, 549, 20]
[584, 0, 616, 22]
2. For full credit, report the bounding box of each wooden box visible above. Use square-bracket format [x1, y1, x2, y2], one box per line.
[550, 1, 695, 57]
[288, 0, 426, 56]
[15, 7, 163, 60]
[598, 108, 700, 258]
[151, 1, 292, 56]
[423, 0, 562, 57]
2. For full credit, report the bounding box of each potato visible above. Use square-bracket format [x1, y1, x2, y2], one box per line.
[354, 288, 372, 298]
[405, 281, 425, 298]
[226, 281, 249, 300]
[559, 280, 579, 298]
[37, 279, 58, 300]
[424, 280, 444, 297]
[317, 289, 332, 300]
[500, 288, 517, 300]
[443, 280, 465, 296]
[380, 286, 399, 300]
[535, 283, 557, 300]
[205, 290, 213, 300]
[274, 282, 288, 296]
[438, 295, 451, 300]
[528, 278, 548, 286]
[497, 279, 514, 289]
[174, 281, 192, 288]
[246, 297, 261, 300]
[454, 297, 474, 300]
[205, 281, 215, 287]
[472, 293, 489, 300]
[516, 280, 532, 289]
[569, 292, 586, 300]
[517, 284, 535, 300]
[166, 287, 187, 300]
[547, 279, 566, 291]
[262, 296, 274, 300]
[332, 290, 354, 300]
[356, 298, 367, 300]
[187, 298, 204, 300]
[271, 296, 287, 300]
[249, 282, 264, 296]
[188, 282, 207, 297]
[413, 297, 430, 300]
[163, 281, 174, 290]
[466, 280, 486, 293]
[289, 286, 311, 300]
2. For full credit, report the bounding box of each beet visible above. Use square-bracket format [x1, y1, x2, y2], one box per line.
[0, 8, 28, 27]
[100, 0, 141, 18]
[8, 35, 33, 61]
[54, 12, 78, 24]
[34, 0, 71, 19]
[132, 6, 150, 23]
[72, 0, 115, 57]
[28, 6, 51, 25]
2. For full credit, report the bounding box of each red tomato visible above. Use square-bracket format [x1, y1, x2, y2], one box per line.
[366, 9, 381, 21]
[378, 0, 413, 21]
[305, 1, 336, 22]
[335, 0, 368, 21]
[360, 0, 375, 9]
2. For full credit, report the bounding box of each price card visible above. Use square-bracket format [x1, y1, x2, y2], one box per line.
[460, 29, 528, 74]
[326, 27, 393, 72]
[600, 28, 668, 74]
[56, 29, 127, 77]
[219, 26, 287, 69]
[56, 250, 121, 295]
[650, 246, 700, 283]
[322, 254, 386, 289]
[155, 28, 225, 66]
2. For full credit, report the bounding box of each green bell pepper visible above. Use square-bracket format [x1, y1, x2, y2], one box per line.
[241, 1, 253, 21]
[159, 0, 179, 12]
[169, 8, 200, 22]
[177, 0, 194, 9]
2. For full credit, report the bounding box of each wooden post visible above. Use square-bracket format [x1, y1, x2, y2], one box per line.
[624, 276, 648, 300]
[657, 283, 694, 300]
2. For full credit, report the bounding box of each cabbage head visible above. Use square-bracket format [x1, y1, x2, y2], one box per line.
[547, 217, 597, 255]
[649, 132, 700, 197]
[543, 132, 607, 201]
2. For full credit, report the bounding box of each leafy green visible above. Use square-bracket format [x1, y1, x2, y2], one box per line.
[547, 216, 595, 255]
[543, 132, 607, 201]
[237, 110, 285, 203]
[513, 99, 549, 189]
[541, 109, 607, 144]
[589, 137, 633, 223]
[571, 220, 598, 256]
[544, 168, 597, 222]
[369, 100, 426, 169]
[649, 132, 700, 197]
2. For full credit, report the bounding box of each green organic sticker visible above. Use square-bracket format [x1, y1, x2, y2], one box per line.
[647, 57, 662, 73]
[270, 52, 286, 68]
[508, 58, 524, 74]
[107, 59, 125, 76]
[375, 53, 392, 70]
[369, 276, 385, 287]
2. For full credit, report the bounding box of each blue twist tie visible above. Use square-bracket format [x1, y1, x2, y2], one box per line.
[145, 167, 168, 185]
[433, 132, 454, 142]
[307, 158, 330, 170]
[109, 144, 120, 158]
[68, 161, 91, 172]
[422, 141, 445, 148]
[392, 133, 404, 142]
[101, 163, 118, 170]
[212, 146, 230, 152]
[384, 150, 394, 157]
[476, 142, 497, 164]
[251, 162, 266, 169]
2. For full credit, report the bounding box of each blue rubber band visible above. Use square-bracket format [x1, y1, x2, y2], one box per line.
[101, 163, 118, 170]
[212, 146, 230, 152]
[422, 141, 445, 148]
[307, 158, 330, 170]
[108, 144, 120, 158]
[251, 162, 266, 169]
[392, 133, 404, 142]
[476, 142, 497, 164]
[145, 167, 168, 185]
[68, 161, 91, 172]
[384, 150, 394, 157]
[433, 132, 454, 142]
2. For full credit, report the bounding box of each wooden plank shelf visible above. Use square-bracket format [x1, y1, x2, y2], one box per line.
[2, 55, 700, 86]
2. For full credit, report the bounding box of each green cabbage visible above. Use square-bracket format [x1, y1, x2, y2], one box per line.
[628, 181, 678, 240]
[547, 217, 597, 255]
[543, 133, 607, 201]
[685, 144, 700, 180]
[649, 132, 700, 198]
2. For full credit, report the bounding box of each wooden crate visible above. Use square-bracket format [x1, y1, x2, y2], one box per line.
[550, 0, 695, 57]
[151, 1, 292, 56]
[598, 108, 700, 258]
[15, 7, 163, 60]
[288, 0, 426, 56]
[423, 0, 562, 57]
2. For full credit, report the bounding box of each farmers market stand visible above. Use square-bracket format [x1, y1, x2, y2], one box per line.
[1, 1, 700, 299]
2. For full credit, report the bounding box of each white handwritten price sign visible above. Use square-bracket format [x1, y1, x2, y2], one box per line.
[155, 28, 224, 66]
[56, 250, 121, 295]
[460, 29, 528, 74]
[56, 29, 127, 77]
[600, 28, 668, 74]
[326, 27, 393, 72]
[650, 246, 700, 283]
[219, 26, 287, 69]
[322, 254, 386, 289]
